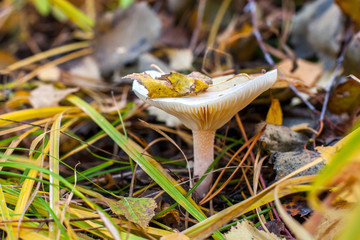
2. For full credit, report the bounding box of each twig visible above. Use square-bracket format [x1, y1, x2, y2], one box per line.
[318, 18, 353, 135]
[247, 0, 316, 115]
[190, 0, 206, 51]
[247, 1, 296, 238]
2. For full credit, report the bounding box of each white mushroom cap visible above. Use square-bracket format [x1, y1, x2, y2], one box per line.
[133, 70, 278, 130]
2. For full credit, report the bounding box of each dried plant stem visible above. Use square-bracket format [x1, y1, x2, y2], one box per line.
[248, 1, 295, 237]
[248, 0, 315, 115]
[190, 0, 206, 51]
[193, 130, 215, 198]
[318, 19, 353, 135]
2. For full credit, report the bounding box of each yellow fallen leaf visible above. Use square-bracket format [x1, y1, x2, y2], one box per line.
[335, 0, 360, 26]
[266, 98, 283, 125]
[125, 71, 210, 98]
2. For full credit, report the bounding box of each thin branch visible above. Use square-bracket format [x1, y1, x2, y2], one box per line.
[247, 0, 316, 115]
[318, 18, 353, 135]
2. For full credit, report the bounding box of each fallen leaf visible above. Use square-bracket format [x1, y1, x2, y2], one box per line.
[66, 56, 103, 89]
[125, 71, 210, 98]
[29, 85, 78, 109]
[266, 98, 283, 125]
[256, 122, 308, 152]
[109, 197, 157, 229]
[224, 219, 285, 240]
[272, 150, 324, 180]
[154, 202, 180, 228]
[258, 220, 285, 237]
[334, 0, 360, 26]
[277, 58, 322, 87]
[282, 196, 311, 217]
[328, 76, 360, 114]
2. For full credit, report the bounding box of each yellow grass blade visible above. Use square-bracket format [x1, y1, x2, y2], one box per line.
[0, 184, 15, 240]
[49, 115, 62, 238]
[1, 42, 89, 73]
[0, 107, 74, 127]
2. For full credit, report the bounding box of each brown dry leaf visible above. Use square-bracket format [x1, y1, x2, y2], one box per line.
[160, 233, 190, 240]
[29, 85, 78, 109]
[224, 219, 285, 240]
[154, 203, 180, 228]
[266, 98, 283, 125]
[67, 56, 103, 89]
[277, 58, 322, 87]
[328, 76, 360, 114]
[282, 196, 311, 217]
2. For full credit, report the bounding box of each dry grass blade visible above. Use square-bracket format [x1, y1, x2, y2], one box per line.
[140, 119, 192, 188]
[183, 155, 325, 239]
[1, 42, 89, 73]
[274, 184, 313, 240]
[200, 128, 264, 205]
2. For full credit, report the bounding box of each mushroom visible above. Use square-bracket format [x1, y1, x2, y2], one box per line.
[132, 70, 278, 197]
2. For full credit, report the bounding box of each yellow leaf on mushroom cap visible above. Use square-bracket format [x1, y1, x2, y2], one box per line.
[125, 71, 210, 98]
[132, 70, 278, 130]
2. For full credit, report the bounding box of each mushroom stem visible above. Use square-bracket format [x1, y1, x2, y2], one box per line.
[192, 130, 215, 198]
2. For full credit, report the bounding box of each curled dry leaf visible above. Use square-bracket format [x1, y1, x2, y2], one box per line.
[29, 84, 78, 109]
[328, 76, 360, 114]
[282, 196, 311, 217]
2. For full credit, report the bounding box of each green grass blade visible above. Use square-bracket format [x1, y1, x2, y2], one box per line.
[67, 95, 224, 240]
[52, 0, 94, 31]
